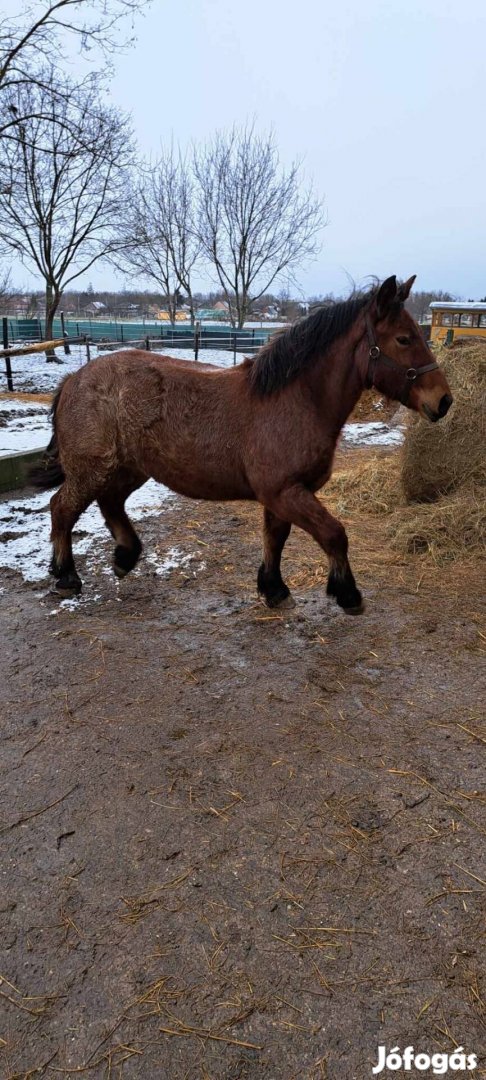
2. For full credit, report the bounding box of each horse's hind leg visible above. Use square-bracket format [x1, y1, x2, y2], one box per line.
[257, 508, 294, 608]
[97, 470, 146, 579]
[50, 483, 92, 596]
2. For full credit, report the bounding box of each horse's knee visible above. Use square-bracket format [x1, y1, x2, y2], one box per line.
[50, 486, 81, 533]
[328, 520, 348, 559]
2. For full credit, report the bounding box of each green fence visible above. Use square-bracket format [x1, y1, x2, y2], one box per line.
[3, 317, 274, 352]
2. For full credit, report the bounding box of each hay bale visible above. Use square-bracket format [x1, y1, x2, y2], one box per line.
[401, 343, 486, 502]
[388, 342, 486, 560]
[389, 483, 486, 559]
[327, 453, 402, 515]
[348, 389, 399, 423]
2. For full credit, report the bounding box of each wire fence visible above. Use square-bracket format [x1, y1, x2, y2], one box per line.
[2, 315, 276, 347]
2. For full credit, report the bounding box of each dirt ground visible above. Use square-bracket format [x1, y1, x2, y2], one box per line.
[1, 450, 485, 1080]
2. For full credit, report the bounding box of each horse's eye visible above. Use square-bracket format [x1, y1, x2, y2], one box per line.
[396, 335, 411, 346]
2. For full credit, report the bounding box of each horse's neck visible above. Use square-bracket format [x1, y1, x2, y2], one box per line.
[309, 336, 365, 433]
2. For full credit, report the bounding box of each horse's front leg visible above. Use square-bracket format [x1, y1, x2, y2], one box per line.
[257, 508, 294, 608]
[264, 484, 364, 615]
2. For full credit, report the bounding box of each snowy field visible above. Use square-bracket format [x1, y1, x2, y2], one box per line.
[0, 397, 52, 453]
[0, 478, 209, 614]
[341, 421, 404, 447]
[1, 342, 241, 397]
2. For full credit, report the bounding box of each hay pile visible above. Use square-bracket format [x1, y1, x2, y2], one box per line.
[401, 342, 486, 502]
[328, 452, 401, 516]
[390, 484, 485, 558]
[393, 343, 486, 559]
[329, 343, 486, 561]
[348, 389, 398, 423]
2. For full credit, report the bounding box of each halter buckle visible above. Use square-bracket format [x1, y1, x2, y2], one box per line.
[369, 345, 380, 360]
[406, 368, 417, 381]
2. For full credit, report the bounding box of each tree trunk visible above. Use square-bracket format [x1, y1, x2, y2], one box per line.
[45, 283, 62, 362]
[187, 288, 195, 327]
[237, 291, 249, 329]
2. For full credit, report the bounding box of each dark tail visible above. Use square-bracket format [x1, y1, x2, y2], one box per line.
[28, 378, 68, 489]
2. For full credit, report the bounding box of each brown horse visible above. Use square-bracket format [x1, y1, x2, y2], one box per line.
[33, 275, 452, 611]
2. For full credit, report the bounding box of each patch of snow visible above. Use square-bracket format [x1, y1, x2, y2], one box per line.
[342, 421, 405, 447]
[0, 478, 174, 584]
[49, 593, 102, 615]
[146, 546, 193, 576]
[161, 347, 245, 367]
[0, 398, 52, 455]
[0, 417, 52, 454]
[5, 343, 245, 395]
[5, 345, 89, 394]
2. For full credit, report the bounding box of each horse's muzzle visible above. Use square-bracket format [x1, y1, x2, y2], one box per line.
[423, 394, 453, 422]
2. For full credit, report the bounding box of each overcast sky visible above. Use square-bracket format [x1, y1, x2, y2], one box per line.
[6, 0, 486, 298]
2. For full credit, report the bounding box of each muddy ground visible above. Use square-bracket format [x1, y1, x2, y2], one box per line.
[1, 455, 485, 1080]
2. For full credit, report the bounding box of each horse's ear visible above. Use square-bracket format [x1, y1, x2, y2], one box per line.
[397, 274, 417, 301]
[376, 275, 398, 319]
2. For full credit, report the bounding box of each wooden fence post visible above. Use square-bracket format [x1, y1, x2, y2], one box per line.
[60, 311, 71, 355]
[194, 320, 200, 361]
[2, 317, 13, 391]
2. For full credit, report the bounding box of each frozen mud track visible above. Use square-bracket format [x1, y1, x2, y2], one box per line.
[0, 485, 484, 1079]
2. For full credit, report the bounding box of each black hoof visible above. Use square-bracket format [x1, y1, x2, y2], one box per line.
[113, 540, 142, 579]
[342, 600, 366, 616]
[49, 556, 62, 579]
[55, 572, 82, 597]
[327, 568, 363, 613]
[257, 563, 294, 609]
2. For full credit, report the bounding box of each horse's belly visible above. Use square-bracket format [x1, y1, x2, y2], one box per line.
[145, 460, 254, 502]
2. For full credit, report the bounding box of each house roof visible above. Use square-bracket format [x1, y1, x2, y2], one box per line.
[429, 301, 486, 311]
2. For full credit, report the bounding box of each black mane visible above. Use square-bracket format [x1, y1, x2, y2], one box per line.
[249, 288, 378, 396]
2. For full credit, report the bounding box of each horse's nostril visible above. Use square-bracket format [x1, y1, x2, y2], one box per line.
[438, 393, 453, 417]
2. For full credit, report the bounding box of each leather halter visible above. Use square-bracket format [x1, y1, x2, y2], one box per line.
[365, 314, 440, 406]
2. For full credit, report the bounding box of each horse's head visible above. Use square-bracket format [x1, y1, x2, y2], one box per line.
[366, 275, 453, 421]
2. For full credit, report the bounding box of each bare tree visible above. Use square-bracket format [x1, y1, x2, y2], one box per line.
[0, 72, 133, 356]
[193, 125, 325, 328]
[405, 289, 456, 323]
[115, 148, 200, 324]
[0, 0, 150, 142]
[0, 266, 13, 310]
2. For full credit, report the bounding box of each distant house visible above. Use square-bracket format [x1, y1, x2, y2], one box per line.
[156, 310, 188, 322]
[214, 300, 229, 312]
[85, 301, 106, 316]
[195, 307, 229, 321]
